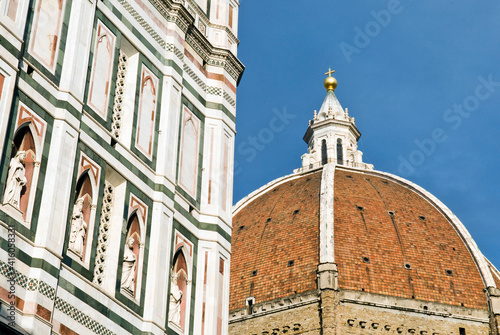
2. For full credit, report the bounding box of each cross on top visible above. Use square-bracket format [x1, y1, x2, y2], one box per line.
[325, 68, 335, 77]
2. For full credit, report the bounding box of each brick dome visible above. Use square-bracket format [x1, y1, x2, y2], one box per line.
[230, 166, 498, 312]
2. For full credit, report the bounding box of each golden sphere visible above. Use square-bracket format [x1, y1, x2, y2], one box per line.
[324, 76, 337, 91]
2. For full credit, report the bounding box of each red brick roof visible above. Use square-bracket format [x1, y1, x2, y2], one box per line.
[229, 167, 489, 311]
[230, 170, 322, 310]
[334, 169, 487, 309]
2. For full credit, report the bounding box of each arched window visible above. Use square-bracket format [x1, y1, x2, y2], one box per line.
[337, 138, 343, 165]
[321, 139, 327, 165]
[169, 250, 189, 332]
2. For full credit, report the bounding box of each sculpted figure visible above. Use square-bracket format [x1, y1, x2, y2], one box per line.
[168, 273, 183, 326]
[121, 237, 137, 293]
[68, 198, 87, 258]
[3, 151, 27, 211]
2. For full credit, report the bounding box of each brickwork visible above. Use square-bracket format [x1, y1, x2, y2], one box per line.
[230, 164, 494, 333]
[334, 169, 488, 309]
[230, 171, 322, 310]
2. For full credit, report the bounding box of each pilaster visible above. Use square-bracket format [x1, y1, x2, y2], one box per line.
[319, 163, 335, 264]
[488, 287, 500, 335]
[319, 288, 340, 335]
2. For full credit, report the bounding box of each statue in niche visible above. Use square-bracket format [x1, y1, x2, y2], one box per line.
[3, 151, 27, 211]
[121, 236, 137, 294]
[68, 197, 87, 258]
[168, 273, 183, 326]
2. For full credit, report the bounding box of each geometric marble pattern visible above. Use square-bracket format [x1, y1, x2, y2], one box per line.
[206, 86, 222, 96]
[55, 297, 116, 335]
[224, 91, 236, 107]
[0, 260, 116, 335]
[184, 64, 206, 90]
[118, 0, 184, 61]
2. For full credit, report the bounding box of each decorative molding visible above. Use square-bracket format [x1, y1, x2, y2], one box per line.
[117, 0, 184, 61]
[79, 153, 100, 186]
[134, 0, 244, 81]
[341, 297, 489, 323]
[129, 194, 148, 224]
[93, 181, 114, 285]
[111, 51, 128, 139]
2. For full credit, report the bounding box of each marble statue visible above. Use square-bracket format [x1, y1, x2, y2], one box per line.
[121, 236, 137, 294]
[168, 273, 183, 326]
[3, 151, 27, 211]
[68, 197, 87, 258]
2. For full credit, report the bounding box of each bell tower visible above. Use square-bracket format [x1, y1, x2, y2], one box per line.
[296, 69, 373, 172]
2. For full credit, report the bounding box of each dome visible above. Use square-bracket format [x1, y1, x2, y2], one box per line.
[230, 166, 497, 311]
[229, 72, 500, 334]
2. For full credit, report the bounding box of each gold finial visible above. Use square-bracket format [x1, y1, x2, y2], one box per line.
[324, 68, 337, 92]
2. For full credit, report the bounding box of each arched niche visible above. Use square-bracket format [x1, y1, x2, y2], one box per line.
[3, 122, 41, 223]
[169, 248, 190, 332]
[121, 209, 145, 300]
[68, 169, 97, 263]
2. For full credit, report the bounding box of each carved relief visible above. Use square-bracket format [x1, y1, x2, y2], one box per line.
[111, 51, 128, 139]
[93, 181, 114, 285]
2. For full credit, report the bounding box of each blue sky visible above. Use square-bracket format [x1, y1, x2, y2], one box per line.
[233, 1, 500, 268]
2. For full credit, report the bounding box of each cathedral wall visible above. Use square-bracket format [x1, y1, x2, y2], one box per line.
[336, 302, 490, 334]
[229, 301, 322, 335]
[336, 290, 491, 335]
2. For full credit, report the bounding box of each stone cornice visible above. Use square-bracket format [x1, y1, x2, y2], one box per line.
[229, 290, 320, 322]
[210, 23, 240, 44]
[153, 0, 244, 82]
